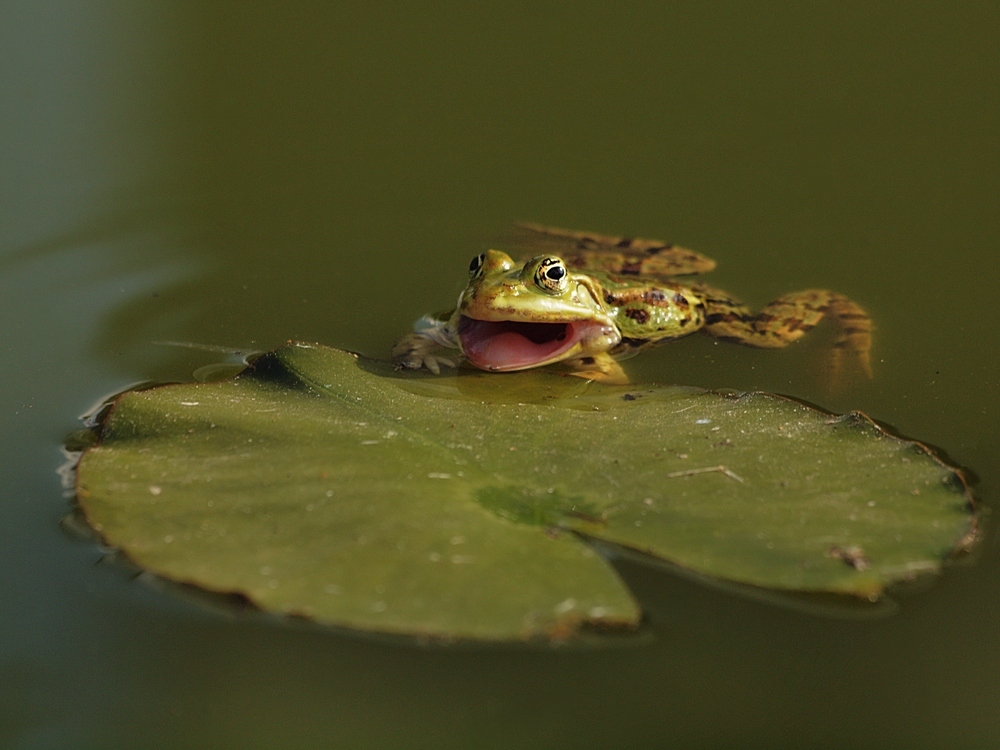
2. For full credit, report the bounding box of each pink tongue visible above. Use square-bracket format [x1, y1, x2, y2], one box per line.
[459, 318, 578, 371]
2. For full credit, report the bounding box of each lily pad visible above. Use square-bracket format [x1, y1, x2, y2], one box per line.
[75, 343, 977, 641]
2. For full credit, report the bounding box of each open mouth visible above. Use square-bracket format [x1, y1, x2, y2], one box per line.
[457, 316, 593, 371]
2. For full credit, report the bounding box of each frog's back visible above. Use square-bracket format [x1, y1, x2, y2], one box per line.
[511, 222, 716, 280]
[581, 270, 708, 352]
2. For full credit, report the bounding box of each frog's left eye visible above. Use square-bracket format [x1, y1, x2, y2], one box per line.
[534, 258, 568, 292]
[468, 253, 486, 278]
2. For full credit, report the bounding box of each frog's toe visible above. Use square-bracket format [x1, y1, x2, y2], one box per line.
[392, 330, 460, 374]
[394, 352, 434, 372]
[393, 354, 418, 371]
[390, 343, 418, 365]
[393, 351, 459, 374]
[423, 355, 459, 374]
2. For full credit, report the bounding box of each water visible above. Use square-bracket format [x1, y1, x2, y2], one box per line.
[2, 2, 998, 747]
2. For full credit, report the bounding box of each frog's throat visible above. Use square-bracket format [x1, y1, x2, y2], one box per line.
[457, 316, 619, 372]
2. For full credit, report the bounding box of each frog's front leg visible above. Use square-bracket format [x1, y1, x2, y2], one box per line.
[559, 352, 629, 385]
[391, 313, 462, 374]
[699, 288, 873, 379]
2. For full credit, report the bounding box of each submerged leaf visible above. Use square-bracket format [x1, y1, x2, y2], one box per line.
[75, 343, 977, 641]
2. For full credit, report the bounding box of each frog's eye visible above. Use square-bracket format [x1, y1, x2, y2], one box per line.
[468, 253, 486, 278]
[534, 257, 568, 292]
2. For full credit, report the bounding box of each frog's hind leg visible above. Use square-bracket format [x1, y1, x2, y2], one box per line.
[700, 288, 873, 379]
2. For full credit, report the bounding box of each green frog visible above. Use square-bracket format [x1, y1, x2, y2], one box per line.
[392, 223, 872, 384]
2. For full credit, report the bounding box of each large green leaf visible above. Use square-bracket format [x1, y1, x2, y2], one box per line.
[75, 343, 977, 641]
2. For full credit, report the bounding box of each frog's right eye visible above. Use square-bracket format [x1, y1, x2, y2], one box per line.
[469, 253, 486, 278]
[534, 257, 569, 292]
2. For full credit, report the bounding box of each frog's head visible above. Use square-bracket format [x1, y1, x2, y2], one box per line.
[455, 249, 620, 371]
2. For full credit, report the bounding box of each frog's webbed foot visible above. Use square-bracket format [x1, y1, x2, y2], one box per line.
[559, 353, 630, 385]
[700, 288, 873, 381]
[391, 315, 462, 374]
[391, 332, 461, 374]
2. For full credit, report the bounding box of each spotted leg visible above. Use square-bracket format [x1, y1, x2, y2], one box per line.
[699, 288, 873, 379]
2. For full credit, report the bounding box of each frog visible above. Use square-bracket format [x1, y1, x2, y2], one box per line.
[392, 222, 873, 384]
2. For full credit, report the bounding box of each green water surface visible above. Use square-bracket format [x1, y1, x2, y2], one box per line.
[2, 3, 998, 748]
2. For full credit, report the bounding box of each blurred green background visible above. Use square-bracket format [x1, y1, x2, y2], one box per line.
[2, 2, 998, 748]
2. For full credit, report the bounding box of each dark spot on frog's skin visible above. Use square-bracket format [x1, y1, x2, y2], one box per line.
[619, 262, 644, 275]
[671, 293, 689, 308]
[616, 237, 634, 248]
[580, 357, 595, 365]
[606, 288, 685, 308]
[841, 326, 868, 334]
[679, 316, 691, 327]
[838, 312, 869, 320]
[625, 308, 650, 324]
[622, 393, 638, 401]
[707, 309, 753, 325]
[646, 244, 673, 254]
